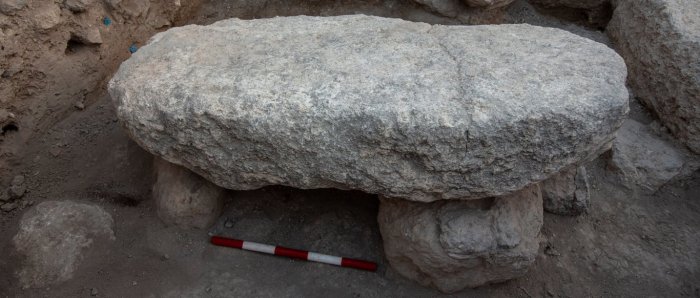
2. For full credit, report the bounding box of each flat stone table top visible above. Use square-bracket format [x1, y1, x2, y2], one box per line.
[109, 15, 628, 202]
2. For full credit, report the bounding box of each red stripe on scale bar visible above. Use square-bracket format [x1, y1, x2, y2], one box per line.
[341, 258, 377, 271]
[274, 246, 309, 260]
[210, 236, 377, 272]
[210, 236, 243, 248]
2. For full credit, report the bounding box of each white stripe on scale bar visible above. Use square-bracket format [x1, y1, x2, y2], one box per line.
[242, 241, 276, 254]
[307, 252, 342, 265]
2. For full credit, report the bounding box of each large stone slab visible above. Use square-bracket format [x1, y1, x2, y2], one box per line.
[109, 15, 628, 202]
[608, 0, 700, 154]
[378, 184, 543, 292]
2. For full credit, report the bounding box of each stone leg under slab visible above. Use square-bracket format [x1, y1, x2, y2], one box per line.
[377, 184, 543, 293]
[541, 165, 590, 216]
[153, 158, 225, 229]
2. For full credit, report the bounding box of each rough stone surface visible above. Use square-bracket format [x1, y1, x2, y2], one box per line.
[610, 120, 684, 191]
[529, 0, 608, 9]
[541, 166, 589, 215]
[110, 15, 629, 202]
[64, 0, 92, 12]
[413, 0, 513, 19]
[0, 0, 26, 15]
[153, 158, 225, 229]
[414, 0, 515, 10]
[1, 201, 18, 211]
[414, 0, 462, 17]
[503, 0, 612, 45]
[32, 3, 62, 30]
[0, 109, 13, 126]
[73, 27, 103, 44]
[106, 0, 151, 18]
[464, 0, 515, 8]
[378, 184, 543, 292]
[528, 0, 611, 26]
[9, 174, 26, 199]
[13, 201, 115, 288]
[608, 0, 700, 154]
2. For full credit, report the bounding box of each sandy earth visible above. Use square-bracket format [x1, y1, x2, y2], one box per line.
[1, 0, 699, 297]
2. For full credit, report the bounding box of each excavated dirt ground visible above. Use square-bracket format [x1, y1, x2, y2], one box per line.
[1, 0, 700, 297]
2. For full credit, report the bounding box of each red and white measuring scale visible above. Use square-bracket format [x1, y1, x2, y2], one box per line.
[210, 236, 377, 272]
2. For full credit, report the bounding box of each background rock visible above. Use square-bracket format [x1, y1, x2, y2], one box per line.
[0, 0, 202, 179]
[502, 1, 613, 54]
[527, 0, 611, 27]
[416, 0, 514, 13]
[411, 0, 513, 22]
[464, 0, 514, 8]
[607, 0, 700, 154]
[31, 2, 62, 30]
[378, 184, 543, 292]
[106, 0, 151, 18]
[609, 120, 684, 191]
[153, 158, 225, 229]
[110, 15, 629, 202]
[0, 0, 26, 15]
[414, 0, 463, 17]
[541, 166, 589, 215]
[8, 174, 26, 199]
[529, 0, 608, 9]
[73, 27, 103, 45]
[63, 0, 91, 13]
[13, 201, 115, 288]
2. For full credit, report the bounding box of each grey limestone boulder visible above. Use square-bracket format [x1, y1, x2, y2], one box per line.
[109, 15, 629, 203]
[378, 184, 543, 293]
[608, 0, 700, 154]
